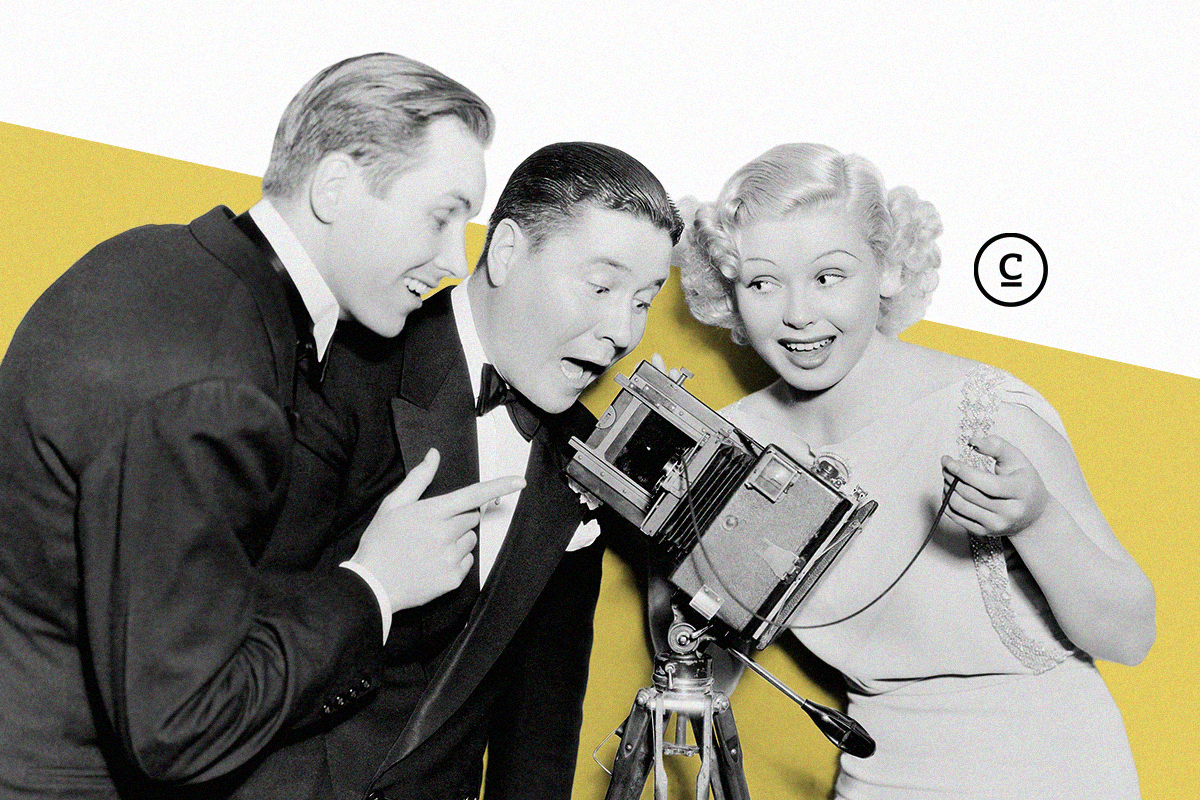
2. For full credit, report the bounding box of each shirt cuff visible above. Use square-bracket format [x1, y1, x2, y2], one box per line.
[339, 561, 392, 644]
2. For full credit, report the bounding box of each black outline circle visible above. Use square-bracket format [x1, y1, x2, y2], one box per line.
[974, 233, 1047, 307]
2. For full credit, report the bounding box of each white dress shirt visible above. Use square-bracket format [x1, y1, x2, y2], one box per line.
[452, 281, 530, 583]
[247, 200, 339, 359]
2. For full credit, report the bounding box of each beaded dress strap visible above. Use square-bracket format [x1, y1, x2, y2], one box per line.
[959, 364, 1072, 673]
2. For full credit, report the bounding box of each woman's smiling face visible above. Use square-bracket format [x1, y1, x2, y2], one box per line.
[734, 204, 898, 394]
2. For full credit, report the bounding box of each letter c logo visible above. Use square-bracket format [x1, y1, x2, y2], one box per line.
[974, 233, 1047, 307]
[999, 253, 1023, 286]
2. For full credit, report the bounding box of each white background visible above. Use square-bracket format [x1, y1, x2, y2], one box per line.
[2, 0, 1197, 378]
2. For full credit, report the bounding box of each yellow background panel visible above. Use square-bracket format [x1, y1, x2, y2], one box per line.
[2, 122, 1196, 799]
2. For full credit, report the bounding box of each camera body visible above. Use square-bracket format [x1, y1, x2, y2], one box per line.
[568, 361, 877, 650]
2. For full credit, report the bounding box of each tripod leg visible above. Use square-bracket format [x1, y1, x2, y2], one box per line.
[695, 701, 714, 800]
[688, 713, 728, 800]
[605, 691, 656, 800]
[710, 695, 751, 800]
[652, 694, 668, 800]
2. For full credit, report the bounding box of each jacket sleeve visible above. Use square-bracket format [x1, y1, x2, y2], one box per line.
[76, 378, 384, 784]
[482, 537, 605, 800]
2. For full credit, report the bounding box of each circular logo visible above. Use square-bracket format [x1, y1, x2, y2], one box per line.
[974, 233, 1047, 307]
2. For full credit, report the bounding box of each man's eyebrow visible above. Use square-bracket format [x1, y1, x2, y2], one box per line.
[594, 259, 665, 289]
[594, 257, 631, 273]
[453, 194, 474, 213]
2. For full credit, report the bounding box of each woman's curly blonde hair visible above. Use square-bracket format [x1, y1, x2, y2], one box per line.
[678, 143, 942, 343]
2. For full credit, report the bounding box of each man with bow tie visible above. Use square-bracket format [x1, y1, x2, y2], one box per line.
[229, 142, 681, 800]
[0, 53, 519, 799]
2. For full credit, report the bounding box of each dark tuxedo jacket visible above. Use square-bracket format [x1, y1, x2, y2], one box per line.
[234, 288, 605, 800]
[0, 208, 386, 799]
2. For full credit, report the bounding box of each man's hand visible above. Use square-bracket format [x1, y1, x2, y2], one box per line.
[350, 448, 525, 611]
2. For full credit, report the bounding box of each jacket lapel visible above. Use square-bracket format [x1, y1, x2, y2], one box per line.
[188, 206, 296, 403]
[389, 291, 478, 494]
[386, 411, 587, 764]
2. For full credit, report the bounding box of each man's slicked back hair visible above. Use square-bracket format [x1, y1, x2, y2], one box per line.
[480, 142, 683, 265]
[262, 52, 493, 198]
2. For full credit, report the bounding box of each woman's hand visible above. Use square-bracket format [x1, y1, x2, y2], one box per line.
[651, 352, 684, 382]
[940, 420, 1154, 665]
[940, 434, 1050, 538]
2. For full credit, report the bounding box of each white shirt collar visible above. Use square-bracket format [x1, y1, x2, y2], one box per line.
[451, 276, 488, 402]
[246, 198, 341, 360]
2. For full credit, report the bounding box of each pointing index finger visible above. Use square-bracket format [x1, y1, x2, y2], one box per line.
[379, 448, 441, 510]
[426, 475, 526, 515]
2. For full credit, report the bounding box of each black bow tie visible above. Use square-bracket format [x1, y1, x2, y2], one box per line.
[477, 363, 541, 441]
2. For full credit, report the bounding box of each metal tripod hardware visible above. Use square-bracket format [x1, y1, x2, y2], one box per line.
[603, 652, 750, 800]
[599, 612, 876, 799]
[725, 648, 875, 759]
[603, 621, 750, 800]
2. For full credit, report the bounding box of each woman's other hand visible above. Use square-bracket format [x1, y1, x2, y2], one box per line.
[940, 434, 1050, 538]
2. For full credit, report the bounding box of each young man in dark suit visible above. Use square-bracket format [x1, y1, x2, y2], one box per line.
[0, 53, 520, 799]
[231, 143, 683, 800]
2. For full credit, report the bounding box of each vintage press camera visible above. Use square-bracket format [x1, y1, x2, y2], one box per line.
[568, 361, 877, 650]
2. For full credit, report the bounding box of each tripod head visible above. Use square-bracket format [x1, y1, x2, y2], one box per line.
[667, 609, 875, 759]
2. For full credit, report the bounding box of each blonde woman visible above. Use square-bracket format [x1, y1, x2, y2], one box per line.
[679, 144, 1154, 799]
